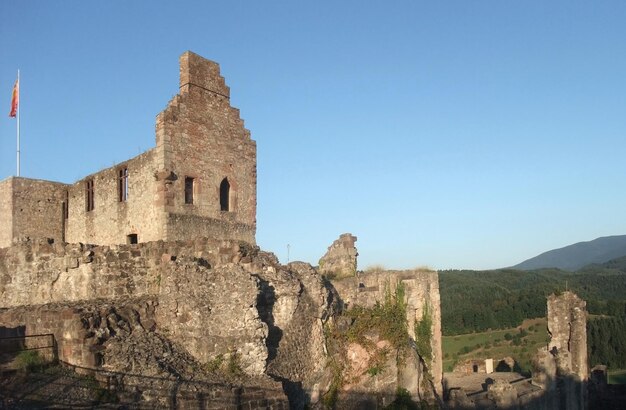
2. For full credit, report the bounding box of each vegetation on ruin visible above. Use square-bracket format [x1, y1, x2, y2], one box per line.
[414, 303, 433, 364]
[322, 282, 413, 408]
[204, 352, 244, 379]
[344, 282, 409, 355]
[414, 302, 434, 389]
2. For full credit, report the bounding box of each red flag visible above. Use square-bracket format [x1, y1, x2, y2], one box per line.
[9, 78, 18, 118]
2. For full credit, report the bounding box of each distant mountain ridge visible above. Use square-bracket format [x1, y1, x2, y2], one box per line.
[512, 235, 626, 271]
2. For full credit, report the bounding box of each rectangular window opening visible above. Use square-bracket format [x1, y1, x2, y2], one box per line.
[184, 177, 194, 205]
[127, 234, 138, 244]
[85, 179, 95, 212]
[118, 166, 129, 202]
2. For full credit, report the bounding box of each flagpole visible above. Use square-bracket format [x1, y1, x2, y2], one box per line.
[16, 69, 20, 177]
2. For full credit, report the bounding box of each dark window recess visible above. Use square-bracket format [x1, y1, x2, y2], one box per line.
[85, 179, 95, 211]
[127, 234, 138, 244]
[118, 167, 129, 202]
[184, 177, 194, 204]
[220, 178, 230, 211]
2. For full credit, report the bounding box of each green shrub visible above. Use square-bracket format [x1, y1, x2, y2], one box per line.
[415, 302, 433, 363]
[15, 350, 44, 373]
[205, 354, 225, 372]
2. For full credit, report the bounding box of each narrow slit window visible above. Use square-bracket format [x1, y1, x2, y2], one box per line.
[85, 179, 95, 211]
[64, 191, 69, 219]
[220, 178, 230, 211]
[118, 166, 128, 202]
[185, 177, 194, 204]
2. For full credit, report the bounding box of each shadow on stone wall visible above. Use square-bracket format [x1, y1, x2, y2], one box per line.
[443, 372, 597, 410]
[0, 360, 289, 409]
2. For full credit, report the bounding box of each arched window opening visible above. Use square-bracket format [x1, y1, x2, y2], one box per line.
[220, 178, 230, 211]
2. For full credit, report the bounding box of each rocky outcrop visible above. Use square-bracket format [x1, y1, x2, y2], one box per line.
[318, 233, 358, 279]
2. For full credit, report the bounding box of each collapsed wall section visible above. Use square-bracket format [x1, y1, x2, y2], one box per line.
[332, 269, 443, 399]
[532, 291, 589, 410]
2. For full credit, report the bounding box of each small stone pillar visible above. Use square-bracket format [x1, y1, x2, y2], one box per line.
[485, 358, 494, 374]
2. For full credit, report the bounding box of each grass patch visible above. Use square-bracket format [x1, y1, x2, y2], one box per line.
[15, 350, 45, 373]
[608, 369, 626, 385]
[442, 318, 549, 372]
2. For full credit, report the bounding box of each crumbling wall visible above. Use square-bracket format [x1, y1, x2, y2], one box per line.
[332, 268, 443, 400]
[0, 237, 243, 308]
[0, 297, 157, 368]
[547, 291, 588, 381]
[532, 291, 588, 410]
[318, 233, 358, 279]
[0, 236, 334, 393]
[156, 257, 269, 375]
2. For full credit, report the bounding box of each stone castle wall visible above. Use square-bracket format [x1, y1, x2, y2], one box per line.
[155, 51, 256, 244]
[0, 237, 243, 308]
[0, 51, 257, 248]
[65, 149, 163, 245]
[0, 178, 13, 247]
[0, 177, 68, 248]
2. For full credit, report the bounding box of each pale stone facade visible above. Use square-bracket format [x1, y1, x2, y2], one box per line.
[0, 51, 256, 248]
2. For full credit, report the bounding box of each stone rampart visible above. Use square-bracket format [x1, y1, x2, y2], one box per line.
[0, 237, 243, 308]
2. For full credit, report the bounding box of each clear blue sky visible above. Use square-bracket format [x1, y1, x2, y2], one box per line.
[1, 1, 626, 270]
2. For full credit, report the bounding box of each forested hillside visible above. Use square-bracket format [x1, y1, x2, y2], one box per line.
[512, 235, 626, 271]
[439, 258, 626, 335]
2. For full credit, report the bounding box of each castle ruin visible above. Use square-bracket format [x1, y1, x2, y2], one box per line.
[0, 51, 256, 248]
[0, 52, 444, 408]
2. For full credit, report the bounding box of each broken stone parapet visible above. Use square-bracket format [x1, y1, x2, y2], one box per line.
[530, 291, 588, 410]
[318, 233, 358, 279]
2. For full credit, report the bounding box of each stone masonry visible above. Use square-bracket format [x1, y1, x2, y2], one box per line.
[531, 291, 589, 410]
[0, 51, 256, 248]
[332, 267, 443, 401]
[318, 233, 358, 279]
